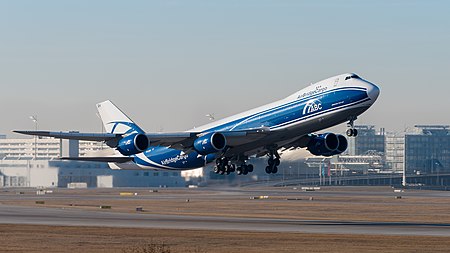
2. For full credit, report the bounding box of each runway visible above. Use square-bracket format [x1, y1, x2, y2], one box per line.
[1, 204, 449, 236]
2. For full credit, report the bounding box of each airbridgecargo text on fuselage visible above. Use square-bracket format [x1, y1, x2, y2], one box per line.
[297, 85, 328, 99]
[160, 154, 189, 165]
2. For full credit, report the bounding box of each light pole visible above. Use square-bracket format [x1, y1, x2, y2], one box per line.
[29, 116, 38, 160]
[402, 137, 406, 187]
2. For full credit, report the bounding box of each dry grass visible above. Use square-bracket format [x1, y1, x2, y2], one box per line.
[1, 224, 450, 253]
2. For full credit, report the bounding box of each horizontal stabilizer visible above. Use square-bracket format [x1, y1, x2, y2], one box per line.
[59, 156, 133, 163]
[13, 130, 119, 142]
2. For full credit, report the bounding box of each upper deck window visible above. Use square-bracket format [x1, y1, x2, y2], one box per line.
[345, 74, 360, 80]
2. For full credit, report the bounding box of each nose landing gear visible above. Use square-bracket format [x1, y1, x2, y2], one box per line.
[346, 116, 358, 137]
[346, 128, 358, 137]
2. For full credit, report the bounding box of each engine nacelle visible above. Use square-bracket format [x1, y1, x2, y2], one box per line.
[332, 134, 348, 155]
[193, 132, 227, 155]
[307, 133, 339, 157]
[116, 133, 149, 156]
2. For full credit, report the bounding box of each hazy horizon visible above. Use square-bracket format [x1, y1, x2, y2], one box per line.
[1, 1, 449, 137]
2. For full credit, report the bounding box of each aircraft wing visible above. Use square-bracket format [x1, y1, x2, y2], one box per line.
[146, 127, 270, 148]
[13, 130, 197, 144]
[14, 127, 271, 151]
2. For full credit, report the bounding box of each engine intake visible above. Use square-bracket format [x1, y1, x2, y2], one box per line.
[333, 134, 348, 155]
[307, 133, 339, 157]
[116, 133, 149, 156]
[193, 132, 227, 155]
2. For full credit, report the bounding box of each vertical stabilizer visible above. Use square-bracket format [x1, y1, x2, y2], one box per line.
[96, 100, 144, 134]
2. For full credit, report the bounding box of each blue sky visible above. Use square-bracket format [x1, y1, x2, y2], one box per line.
[1, 0, 449, 136]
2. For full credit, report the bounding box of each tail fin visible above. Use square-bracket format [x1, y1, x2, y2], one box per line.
[96, 100, 144, 134]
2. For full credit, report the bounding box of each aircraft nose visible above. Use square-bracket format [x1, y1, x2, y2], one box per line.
[367, 82, 380, 102]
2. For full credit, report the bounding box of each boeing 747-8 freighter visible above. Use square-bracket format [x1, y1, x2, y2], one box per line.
[15, 73, 380, 175]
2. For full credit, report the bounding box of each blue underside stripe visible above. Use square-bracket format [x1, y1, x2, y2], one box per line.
[133, 155, 168, 169]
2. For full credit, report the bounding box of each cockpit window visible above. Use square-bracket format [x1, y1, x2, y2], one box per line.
[345, 74, 360, 80]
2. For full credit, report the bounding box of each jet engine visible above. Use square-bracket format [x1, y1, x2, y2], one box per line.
[307, 133, 347, 156]
[334, 134, 348, 155]
[193, 132, 227, 155]
[116, 133, 149, 156]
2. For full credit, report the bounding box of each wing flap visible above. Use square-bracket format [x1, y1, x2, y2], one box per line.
[223, 127, 271, 146]
[145, 132, 198, 146]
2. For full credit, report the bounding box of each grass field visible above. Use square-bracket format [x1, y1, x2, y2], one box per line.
[1, 224, 450, 253]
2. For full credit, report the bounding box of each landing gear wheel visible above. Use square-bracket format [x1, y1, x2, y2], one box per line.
[215, 158, 232, 175]
[272, 166, 278, 174]
[346, 128, 358, 137]
[346, 116, 358, 137]
[268, 157, 274, 166]
[228, 164, 236, 172]
[236, 167, 243, 175]
[266, 148, 281, 173]
[247, 164, 254, 172]
[346, 128, 354, 137]
[274, 158, 280, 166]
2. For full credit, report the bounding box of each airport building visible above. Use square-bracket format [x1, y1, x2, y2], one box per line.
[384, 125, 450, 175]
[347, 125, 385, 156]
[385, 133, 405, 173]
[0, 136, 105, 160]
[404, 125, 450, 175]
[0, 136, 190, 188]
[345, 125, 450, 175]
[302, 125, 450, 186]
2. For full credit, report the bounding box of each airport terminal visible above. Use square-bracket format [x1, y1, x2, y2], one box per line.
[1, 124, 449, 188]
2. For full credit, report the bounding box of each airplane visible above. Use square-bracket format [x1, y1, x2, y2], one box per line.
[14, 73, 380, 175]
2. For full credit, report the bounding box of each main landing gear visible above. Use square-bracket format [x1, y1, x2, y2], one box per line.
[213, 149, 282, 176]
[346, 116, 358, 137]
[213, 157, 254, 176]
[236, 164, 254, 175]
[265, 150, 280, 174]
